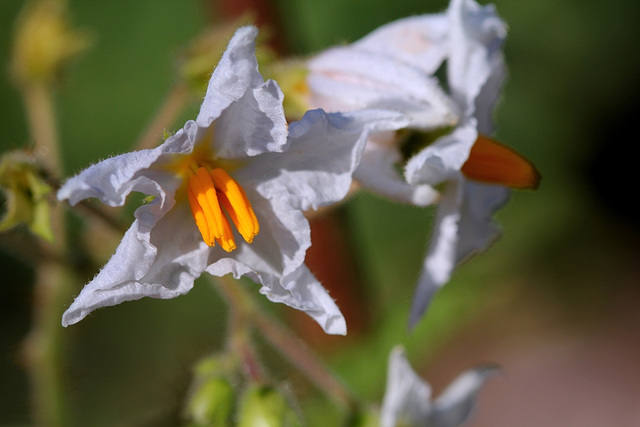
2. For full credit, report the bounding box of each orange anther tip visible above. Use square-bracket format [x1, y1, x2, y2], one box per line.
[462, 135, 541, 190]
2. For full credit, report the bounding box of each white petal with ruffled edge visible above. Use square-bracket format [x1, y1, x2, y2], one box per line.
[62, 202, 208, 326]
[405, 122, 478, 187]
[246, 109, 410, 210]
[58, 26, 379, 335]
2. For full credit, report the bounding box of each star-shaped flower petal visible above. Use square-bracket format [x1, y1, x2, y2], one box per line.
[380, 346, 498, 427]
[58, 26, 406, 335]
[304, 30, 458, 206]
[404, 0, 541, 327]
[284, 0, 538, 326]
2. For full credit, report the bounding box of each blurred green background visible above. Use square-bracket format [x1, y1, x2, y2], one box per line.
[2, 0, 640, 425]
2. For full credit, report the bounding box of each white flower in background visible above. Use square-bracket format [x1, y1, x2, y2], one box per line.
[380, 346, 498, 427]
[305, 18, 458, 206]
[298, 0, 539, 327]
[58, 26, 407, 335]
[402, 0, 541, 327]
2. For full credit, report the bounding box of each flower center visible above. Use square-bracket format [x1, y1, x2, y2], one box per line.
[187, 166, 259, 252]
[461, 134, 541, 189]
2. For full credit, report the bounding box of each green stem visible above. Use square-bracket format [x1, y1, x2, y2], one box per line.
[23, 261, 74, 427]
[23, 82, 62, 175]
[252, 305, 356, 409]
[213, 276, 357, 409]
[19, 80, 71, 426]
[213, 276, 264, 382]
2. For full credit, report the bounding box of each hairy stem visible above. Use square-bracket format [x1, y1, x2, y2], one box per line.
[213, 276, 264, 382]
[213, 275, 357, 409]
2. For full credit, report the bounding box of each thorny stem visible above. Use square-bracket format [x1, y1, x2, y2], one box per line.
[134, 82, 190, 151]
[213, 275, 357, 410]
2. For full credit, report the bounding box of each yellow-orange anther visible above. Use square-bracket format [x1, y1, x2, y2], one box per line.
[187, 167, 235, 252]
[186, 166, 259, 251]
[461, 134, 541, 189]
[187, 188, 212, 245]
[210, 168, 259, 243]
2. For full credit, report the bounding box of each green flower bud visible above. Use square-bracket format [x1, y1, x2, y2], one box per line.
[0, 150, 53, 241]
[344, 407, 381, 427]
[186, 377, 235, 427]
[10, 0, 91, 87]
[184, 354, 242, 426]
[237, 384, 301, 427]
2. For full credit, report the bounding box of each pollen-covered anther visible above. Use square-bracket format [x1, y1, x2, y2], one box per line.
[187, 166, 236, 252]
[461, 134, 541, 189]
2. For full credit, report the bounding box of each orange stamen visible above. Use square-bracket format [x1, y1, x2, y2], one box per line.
[187, 187, 214, 246]
[186, 166, 259, 251]
[187, 167, 235, 252]
[461, 134, 541, 189]
[210, 168, 260, 244]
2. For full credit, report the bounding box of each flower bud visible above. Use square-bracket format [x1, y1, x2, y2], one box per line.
[0, 150, 53, 241]
[344, 407, 381, 427]
[10, 0, 90, 87]
[237, 384, 300, 427]
[184, 354, 239, 426]
[186, 377, 235, 426]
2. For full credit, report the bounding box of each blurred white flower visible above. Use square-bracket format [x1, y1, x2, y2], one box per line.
[306, 22, 457, 206]
[58, 26, 405, 335]
[402, 0, 535, 327]
[380, 346, 498, 427]
[298, 0, 539, 326]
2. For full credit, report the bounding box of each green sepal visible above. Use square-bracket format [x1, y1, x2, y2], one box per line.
[0, 150, 53, 241]
[262, 59, 311, 121]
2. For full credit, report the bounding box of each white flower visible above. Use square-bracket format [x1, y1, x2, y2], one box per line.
[301, 0, 538, 326]
[402, 0, 522, 327]
[58, 26, 407, 335]
[306, 22, 458, 206]
[380, 346, 498, 427]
